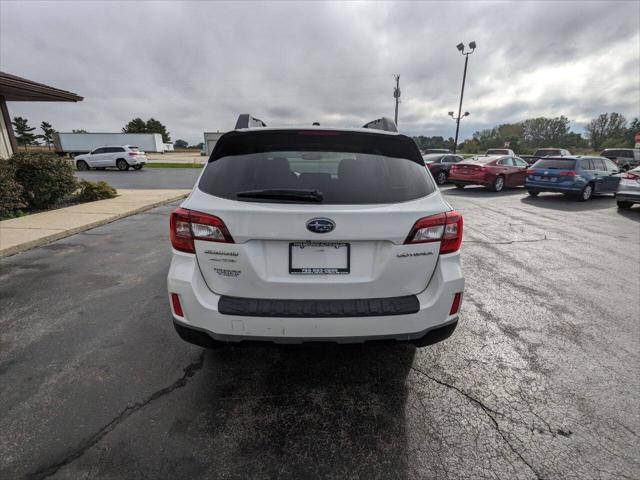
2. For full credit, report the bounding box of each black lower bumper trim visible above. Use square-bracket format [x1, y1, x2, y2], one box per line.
[218, 295, 420, 318]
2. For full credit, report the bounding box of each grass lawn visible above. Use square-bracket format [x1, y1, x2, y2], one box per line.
[145, 162, 203, 169]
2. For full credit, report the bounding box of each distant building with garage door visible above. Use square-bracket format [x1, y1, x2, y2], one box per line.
[203, 131, 225, 157]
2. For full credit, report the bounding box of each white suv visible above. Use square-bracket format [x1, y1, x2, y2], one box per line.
[74, 145, 147, 171]
[167, 116, 464, 347]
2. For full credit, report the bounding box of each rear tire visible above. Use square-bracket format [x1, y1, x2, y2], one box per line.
[116, 159, 130, 171]
[436, 171, 447, 185]
[527, 190, 540, 196]
[133, 165, 143, 171]
[491, 175, 505, 192]
[579, 183, 593, 201]
[617, 200, 633, 209]
[76, 160, 89, 171]
[454, 184, 465, 189]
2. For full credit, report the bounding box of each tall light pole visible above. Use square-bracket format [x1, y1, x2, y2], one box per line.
[451, 41, 476, 153]
[393, 74, 401, 126]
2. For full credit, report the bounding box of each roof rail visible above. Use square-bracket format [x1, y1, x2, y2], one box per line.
[235, 114, 267, 129]
[362, 117, 398, 133]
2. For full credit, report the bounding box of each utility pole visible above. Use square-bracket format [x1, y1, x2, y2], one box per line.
[393, 74, 401, 126]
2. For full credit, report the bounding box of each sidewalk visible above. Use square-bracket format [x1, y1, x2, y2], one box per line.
[0, 189, 190, 257]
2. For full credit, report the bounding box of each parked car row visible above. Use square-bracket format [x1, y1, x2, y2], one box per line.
[429, 153, 638, 208]
[74, 145, 147, 171]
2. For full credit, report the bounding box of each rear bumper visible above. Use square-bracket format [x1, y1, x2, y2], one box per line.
[167, 250, 464, 344]
[616, 192, 640, 203]
[525, 179, 583, 193]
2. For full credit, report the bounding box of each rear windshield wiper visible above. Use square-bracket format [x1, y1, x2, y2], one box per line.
[236, 189, 324, 202]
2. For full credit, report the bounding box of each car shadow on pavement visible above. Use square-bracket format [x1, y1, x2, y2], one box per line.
[184, 344, 416, 478]
[441, 185, 525, 197]
[520, 194, 616, 211]
[616, 206, 640, 222]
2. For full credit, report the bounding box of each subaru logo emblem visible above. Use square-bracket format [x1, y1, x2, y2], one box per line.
[306, 218, 335, 234]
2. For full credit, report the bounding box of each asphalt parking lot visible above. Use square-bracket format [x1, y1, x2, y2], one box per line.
[1, 186, 638, 479]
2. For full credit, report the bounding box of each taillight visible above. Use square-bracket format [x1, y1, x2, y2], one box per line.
[559, 171, 576, 177]
[449, 292, 463, 315]
[526, 169, 535, 174]
[170, 208, 234, 253]
[171, 293, 184, 317]
[404, 210, 463, 254]
[128, 152, 140, 156]
[623, 172, 640, 180]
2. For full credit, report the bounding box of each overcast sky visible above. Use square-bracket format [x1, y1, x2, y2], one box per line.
[1, 0, 638, 145]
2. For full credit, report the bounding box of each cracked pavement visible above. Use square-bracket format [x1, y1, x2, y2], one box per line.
[1, 186, 638, 479]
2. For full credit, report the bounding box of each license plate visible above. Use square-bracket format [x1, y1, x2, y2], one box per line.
[289, 242, 350, 275]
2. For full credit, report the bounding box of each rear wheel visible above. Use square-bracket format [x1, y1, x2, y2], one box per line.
[76, 160, 89, 171]
[579, 183, 593, 201]
[454, 184, 465, 189]
[133, 165, 143, 171]
[435, 171, 447, 185]
[116, 159, 129, 171]
[617, 200, 633, 209]
[491, 175, 505, 192]
[527, 190, 540, 196]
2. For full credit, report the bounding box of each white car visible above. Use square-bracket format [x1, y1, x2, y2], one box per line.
[74, 145, 147, 171]
[167, 115, 464, 347]
[616, 166, 640, 209]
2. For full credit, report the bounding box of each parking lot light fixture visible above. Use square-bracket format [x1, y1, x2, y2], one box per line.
[450, 41, 477, 153]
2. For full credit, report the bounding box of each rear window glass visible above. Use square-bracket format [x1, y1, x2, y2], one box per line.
[129, 146, 140, 152]
[199, 130, 433, 204]
[534, 158, 576, 169]
[199, 151, 435, 204]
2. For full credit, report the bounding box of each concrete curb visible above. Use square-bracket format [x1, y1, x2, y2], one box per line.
[0, 192, 188, 258]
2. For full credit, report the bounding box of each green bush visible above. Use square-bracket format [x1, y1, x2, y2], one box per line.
[75, 180, 117, 202]
[9, 152, 77, 210]
[0, 161, 26, 219]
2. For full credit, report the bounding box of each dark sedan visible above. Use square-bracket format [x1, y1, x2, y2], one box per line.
[423, 153, 464, 185]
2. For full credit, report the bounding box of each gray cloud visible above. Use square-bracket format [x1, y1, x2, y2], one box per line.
[1, 0, 638, 145]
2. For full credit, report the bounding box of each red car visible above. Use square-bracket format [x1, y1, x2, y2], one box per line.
[449, 155, 529, 192]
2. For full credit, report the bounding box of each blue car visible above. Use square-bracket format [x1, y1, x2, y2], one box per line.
[525, 156, 621, 201]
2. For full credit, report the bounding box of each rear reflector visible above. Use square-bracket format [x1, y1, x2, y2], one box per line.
[449, 292, 462, 315]
[171, 293, 184, 317]
[404, 210, 463, 254]
[170, 208, 234, 253]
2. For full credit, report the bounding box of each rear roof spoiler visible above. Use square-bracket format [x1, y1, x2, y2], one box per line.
[235, 114, 267, 129]
[362, 117, 398, 133]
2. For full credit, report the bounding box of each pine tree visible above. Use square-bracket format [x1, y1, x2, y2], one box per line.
[12, 117, 37, 150]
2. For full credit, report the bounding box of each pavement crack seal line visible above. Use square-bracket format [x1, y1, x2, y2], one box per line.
[464, 236, 550, 246]
[27, 351, 206, 480]
[408, 364, 544, 480]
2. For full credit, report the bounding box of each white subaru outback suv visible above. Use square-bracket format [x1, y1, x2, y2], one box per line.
[167, 115, 464, 348]
[74, 145, 146, 171]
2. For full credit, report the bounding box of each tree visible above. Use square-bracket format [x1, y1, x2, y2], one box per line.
[40, 122, 57, 150]
[174, 139, 188, 148]
[122, 117, 171, 143]
[145, 118, 170, 143]
[624, 118, 640, 147]
[12, 117, 37, 150]
[72, 129, 88, 133]
[522, 116, 571, 148]
[122, 118, 147, 134]
[584, 112, 627, 150]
